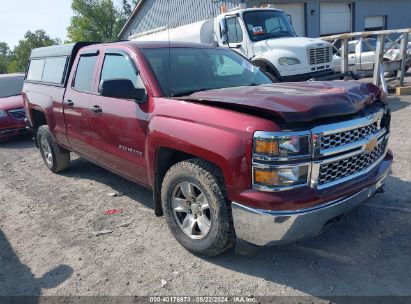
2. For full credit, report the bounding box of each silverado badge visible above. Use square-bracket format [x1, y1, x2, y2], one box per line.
[364, 138, 378, 154]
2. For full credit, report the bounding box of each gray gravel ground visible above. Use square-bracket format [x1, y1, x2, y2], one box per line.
[0, 94, 410, 301]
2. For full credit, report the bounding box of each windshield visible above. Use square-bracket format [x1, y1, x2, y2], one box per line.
[243, 10, 296, 42]
[142, 47, 272, 97]
[0, 76, 24, 98]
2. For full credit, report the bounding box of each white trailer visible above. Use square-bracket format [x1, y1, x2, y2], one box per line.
[130, 7, 335, 82]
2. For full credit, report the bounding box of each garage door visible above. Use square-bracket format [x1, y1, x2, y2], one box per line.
[272, 3, 305, 37]
[320, 3, 351, 36]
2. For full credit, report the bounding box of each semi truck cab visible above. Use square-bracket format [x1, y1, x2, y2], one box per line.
[215, 8, 334, 82]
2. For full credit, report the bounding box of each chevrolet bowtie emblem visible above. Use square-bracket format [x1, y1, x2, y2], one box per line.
[365, 138, 378, 154]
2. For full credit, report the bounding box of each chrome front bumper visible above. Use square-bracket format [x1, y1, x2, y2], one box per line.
[232, 172, 388, 246]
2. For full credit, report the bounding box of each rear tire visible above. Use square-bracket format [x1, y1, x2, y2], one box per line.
[161, 159, 235, 257]
[37, 125, 70, 173]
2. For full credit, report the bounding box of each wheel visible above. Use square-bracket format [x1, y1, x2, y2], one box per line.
[37, 125, 70, 173]
[161, 159, 235, 257]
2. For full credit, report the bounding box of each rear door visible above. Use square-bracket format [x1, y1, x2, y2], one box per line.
[63, 49, 100, 155]
[88, 48, 150, 185]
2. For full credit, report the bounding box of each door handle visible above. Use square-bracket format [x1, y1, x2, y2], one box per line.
[64, 100, 74, 107]
[90, 105, 102, 113]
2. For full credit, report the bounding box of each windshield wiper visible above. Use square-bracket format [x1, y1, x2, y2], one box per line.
[171, 88, 211, 97]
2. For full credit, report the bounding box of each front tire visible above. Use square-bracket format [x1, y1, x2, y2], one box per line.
[37, 125, 70, 173]
[161, 159, 235, 257]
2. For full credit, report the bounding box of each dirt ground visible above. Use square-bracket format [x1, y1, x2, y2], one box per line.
[0, 94, 410, 301]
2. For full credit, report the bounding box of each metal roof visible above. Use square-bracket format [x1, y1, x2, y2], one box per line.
[119, 0, 145, 38]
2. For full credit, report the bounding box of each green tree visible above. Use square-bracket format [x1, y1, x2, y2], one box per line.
[0, 42, 10, 74]
[7, 30, 60, 73]
[67, 0, 137, 42]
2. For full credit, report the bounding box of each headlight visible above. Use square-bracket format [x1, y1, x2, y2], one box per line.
[0, 110, 8, 118]
[252, 131, 311, 191]
[253, 131, 311, 160]
[278, 57, 301, 66]
[253, 164, 310, 189]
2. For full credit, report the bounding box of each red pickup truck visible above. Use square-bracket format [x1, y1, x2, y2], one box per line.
[23, 41, 392, 256]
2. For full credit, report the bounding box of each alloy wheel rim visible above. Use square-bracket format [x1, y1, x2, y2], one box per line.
[40, 136, 53, 166]
[171, 181, 211, 240]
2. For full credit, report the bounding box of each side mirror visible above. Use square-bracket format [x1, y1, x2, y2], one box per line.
[219, 18, 229, 45]
[99, 79, 146, 103]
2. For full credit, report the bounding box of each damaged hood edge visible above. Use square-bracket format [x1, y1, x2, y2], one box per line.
[175, 81, 381, 123]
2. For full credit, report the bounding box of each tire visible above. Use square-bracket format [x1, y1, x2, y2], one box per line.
[37, 125, 70, 173]
[161, 159, 235, 257]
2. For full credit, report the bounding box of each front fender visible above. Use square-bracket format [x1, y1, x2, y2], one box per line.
[146, 115, 252, 199]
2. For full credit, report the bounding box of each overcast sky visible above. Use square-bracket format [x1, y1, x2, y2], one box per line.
[0, 0, 125, 49]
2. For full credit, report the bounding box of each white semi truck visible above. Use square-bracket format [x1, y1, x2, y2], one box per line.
[129, 7, 335, 82]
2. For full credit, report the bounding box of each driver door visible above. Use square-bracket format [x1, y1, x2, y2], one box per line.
[89, 48, 150, 185]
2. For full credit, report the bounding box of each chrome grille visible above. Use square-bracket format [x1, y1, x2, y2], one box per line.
[9, 109, 26, 120]
[321, 122, 379, 150]
[318, 140, 387, 186]
[308, 47, 332, 65]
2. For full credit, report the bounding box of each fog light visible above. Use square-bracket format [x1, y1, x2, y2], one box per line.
[254, 165, 309, 189]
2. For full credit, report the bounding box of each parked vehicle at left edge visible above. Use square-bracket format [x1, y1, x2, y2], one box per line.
[0, 73, 28, 142]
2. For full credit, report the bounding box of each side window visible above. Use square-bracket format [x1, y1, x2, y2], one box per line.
[27, 59, 45, 81]
[73, 55, 98, 92]
[42, 57, 68, 84]
[100, 53, 144, 90]
[27, 57, 68, 84]
[362, 40, 377, 52]
[227, 17, 243, 43]
[348, 43, 356, 54]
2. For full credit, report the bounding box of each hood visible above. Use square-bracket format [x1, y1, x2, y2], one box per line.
[253, 37, 329, 50]
[0, 94, 24, 111]
[177, 81, 381, 123]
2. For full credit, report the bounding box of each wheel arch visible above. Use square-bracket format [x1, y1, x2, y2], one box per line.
[252, 58, 281, 81]
[152, 146, 228, 217]
[146, 117, 247, 216]
[30, 109, 48, 147]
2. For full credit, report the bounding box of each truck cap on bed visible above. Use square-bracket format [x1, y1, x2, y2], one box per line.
[29, 42, 95, 59]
